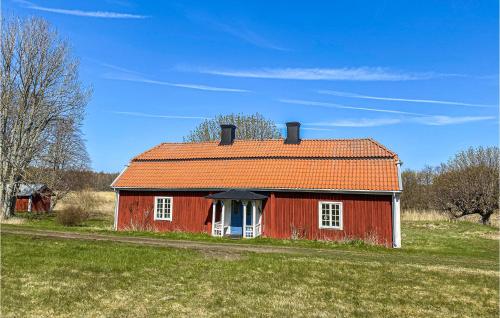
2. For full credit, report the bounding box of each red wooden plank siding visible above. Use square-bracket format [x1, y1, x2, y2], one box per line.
[15, 197, 29, 211]
[118, 191, 213, 233]
[262, 192, 393, 246]
[31, 194, 51, 212]
[117, 191, 393, 246]
[15, 193, 51, 212]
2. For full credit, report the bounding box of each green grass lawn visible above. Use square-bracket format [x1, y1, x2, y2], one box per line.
[1, 214, 499, 317]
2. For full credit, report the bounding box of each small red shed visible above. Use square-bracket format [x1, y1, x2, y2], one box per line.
[112, 123, 403, 247]
[15, 184, 53, 213]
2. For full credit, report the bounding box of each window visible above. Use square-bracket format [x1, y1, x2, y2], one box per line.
[154, 196, 173, 221]
[318, 201, 342, 229]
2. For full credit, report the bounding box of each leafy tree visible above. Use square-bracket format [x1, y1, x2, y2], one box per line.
[433, 146, 499, 224]
[184, 113, 282, 142]
[0, 17, 90, 218]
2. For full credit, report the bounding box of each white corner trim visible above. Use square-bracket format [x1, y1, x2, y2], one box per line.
[113, 190, 120, 230]
[318, 201, 343, 230]
[28, 196, 32, 212]
[392, 193, 401, 248]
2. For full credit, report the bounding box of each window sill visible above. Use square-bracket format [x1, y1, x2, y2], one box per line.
[319, 227, 343, 231]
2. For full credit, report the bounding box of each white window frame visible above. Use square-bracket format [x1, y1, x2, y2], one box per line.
[154, 196, 173, 221]
[318, 201, 343, 230]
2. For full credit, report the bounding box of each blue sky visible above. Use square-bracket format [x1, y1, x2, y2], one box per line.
[3, 0, 499, 172]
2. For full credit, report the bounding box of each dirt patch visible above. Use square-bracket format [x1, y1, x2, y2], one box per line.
[0, 227, 345, 258]
[198, 248, 245, 261]
[480, 232, 500, 240]
[0, 217, 26, 225]
[411, 222, 452, 230]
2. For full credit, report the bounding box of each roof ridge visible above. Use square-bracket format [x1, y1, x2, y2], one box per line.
[131, 138, 398, 161]
[155, 137, 375, 145]
[133, 156, 397, 162]
[132, 143, 166, 160]
[366, 138, 398, 158]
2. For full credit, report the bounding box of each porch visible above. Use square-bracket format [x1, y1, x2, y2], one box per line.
[207, 190, 266, 239]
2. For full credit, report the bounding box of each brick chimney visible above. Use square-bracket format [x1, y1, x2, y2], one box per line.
[220, 124, 236, 145]
[284, 122, 301, 144]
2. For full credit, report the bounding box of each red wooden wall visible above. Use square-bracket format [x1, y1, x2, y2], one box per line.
[32, 194, 51, 212]
[262, 192, 393, 246]
[117, 191, 214, 233]
[15, 197, 29, 211]
[15, 194, 51, 212]
[117, 190, 393, 246]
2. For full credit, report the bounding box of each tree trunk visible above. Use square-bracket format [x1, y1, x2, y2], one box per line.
[0, 176, 18, 220]
[480, 212, 493, 225]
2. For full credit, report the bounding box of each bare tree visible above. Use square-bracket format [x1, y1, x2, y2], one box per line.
[433, 146, 499, 224]
[401, 166, 437, 210]
[0, 17, 90, 219]
[184, 113, 282, 142]
[27, 118, 90, 208]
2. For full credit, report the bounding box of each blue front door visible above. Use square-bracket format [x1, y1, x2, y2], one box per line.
[230, 202, 243, 236]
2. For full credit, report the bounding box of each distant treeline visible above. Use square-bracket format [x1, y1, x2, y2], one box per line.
[401, 167, 436, 211]
[59, 170, 119, 191]
[400, 146, 498, 224]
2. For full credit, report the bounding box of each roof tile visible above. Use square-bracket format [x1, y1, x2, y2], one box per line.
[134, 138, 397, 160]
[114, 138, 400, 192]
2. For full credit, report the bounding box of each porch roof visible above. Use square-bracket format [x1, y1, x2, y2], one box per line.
[206, 189, 267, 200]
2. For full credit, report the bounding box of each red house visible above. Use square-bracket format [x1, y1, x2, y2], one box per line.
[15, 184, 53, 213]
[112, 123, 402, 247]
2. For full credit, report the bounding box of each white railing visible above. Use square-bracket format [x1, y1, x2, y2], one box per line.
[244, 225, 253, 238]
[244, 223, 262, 238]
[254, 223, 261, 237]
[213, 221, 223, 237]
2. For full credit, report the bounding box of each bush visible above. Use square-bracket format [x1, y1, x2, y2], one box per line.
[55, 206, 89, 226]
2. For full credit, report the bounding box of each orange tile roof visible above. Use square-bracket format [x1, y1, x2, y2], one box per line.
[113, 138, 401, 192]
[134, 138, 397, 160]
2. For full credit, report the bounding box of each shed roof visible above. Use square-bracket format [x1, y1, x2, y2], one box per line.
[17, 184, 48, 196]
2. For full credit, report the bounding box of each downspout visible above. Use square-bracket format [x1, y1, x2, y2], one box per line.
[397, 160, 403, 192]
[113, 190, 120, 231]
[392, 160, 403, 248]
[111, 164, 128, 231]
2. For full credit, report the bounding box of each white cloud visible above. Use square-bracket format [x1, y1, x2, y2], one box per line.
[278, 99, 425, 115]
[110, 111, 210, 120]
[197, 67, 451, 81]
[104, 73, 251, 93]
[280, 98, 496, 127]
[412, 115, 496, 126]
[317, 90, 495, 108]
[186, 13, 287, 51]
[305, 118, 402, 128]
[99, 62, 143, 75]
[18, 1, 148, 19]
[211, 22, 287, 51]
[301, 115, 496, 129]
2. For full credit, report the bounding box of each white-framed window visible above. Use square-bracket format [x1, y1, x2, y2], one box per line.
[318, 201, 343, 230]
[154, 196, 173, 221]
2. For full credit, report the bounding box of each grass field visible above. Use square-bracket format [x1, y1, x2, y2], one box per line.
[54, 191, 115, 216]
[1, 192, 499, 317]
